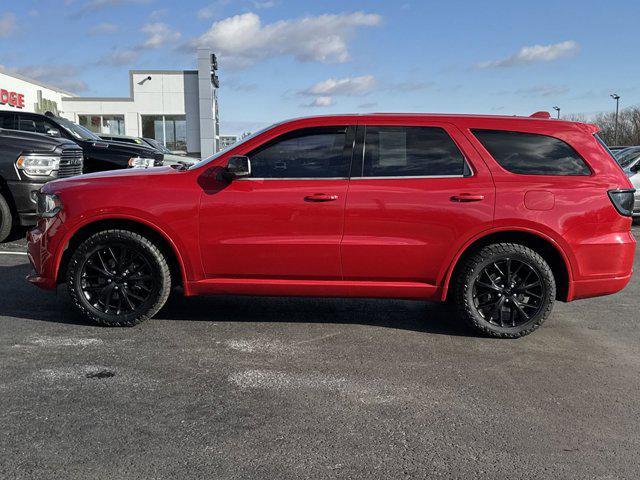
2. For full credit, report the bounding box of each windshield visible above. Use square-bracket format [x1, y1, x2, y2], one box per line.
[615, 148, 640, 169]
[144, 137, 172, 154]
[188, 125, 273, 170]
[55, 116, 100, 141]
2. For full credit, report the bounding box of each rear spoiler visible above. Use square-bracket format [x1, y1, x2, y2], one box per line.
[529, 111, 551, 119]
[528, 111, 599, 134]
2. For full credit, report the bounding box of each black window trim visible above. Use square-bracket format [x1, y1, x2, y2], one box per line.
[238, 125, 355, 181]
[472, 128, 593, 177]
[350, 124, 474, 180]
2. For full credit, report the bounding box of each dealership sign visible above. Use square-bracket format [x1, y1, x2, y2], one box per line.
[0, 88, 25, 109]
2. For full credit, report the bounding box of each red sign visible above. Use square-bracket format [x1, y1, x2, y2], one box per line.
[0, 89, 25, 109]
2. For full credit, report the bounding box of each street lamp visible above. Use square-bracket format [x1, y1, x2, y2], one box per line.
[611, 93, 620, 145]
[553, 106, 560, 119]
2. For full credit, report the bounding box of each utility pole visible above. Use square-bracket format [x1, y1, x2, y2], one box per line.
[553, 106, 560, 119]
[610, 93, 620, 145]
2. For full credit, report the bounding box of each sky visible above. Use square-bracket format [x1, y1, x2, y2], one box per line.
[0, 0, 638, 135]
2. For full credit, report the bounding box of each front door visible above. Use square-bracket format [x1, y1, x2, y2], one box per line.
[341, 121, 495, 287]
[199, 125, 353, 280]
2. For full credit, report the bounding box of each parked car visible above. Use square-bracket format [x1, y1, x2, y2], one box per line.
[613, 146, 640, 218]
[98, 134, 197, 167]
[0, 111, 163, 173]
[0, 127, 83, 242]
[26, 113, 636, 338]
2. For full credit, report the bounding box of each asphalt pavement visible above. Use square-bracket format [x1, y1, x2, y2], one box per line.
[1, 227, 639, 479]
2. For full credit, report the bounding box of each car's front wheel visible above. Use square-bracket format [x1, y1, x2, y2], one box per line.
[0, 192, 13, 243]
[453, 243, 556, 338]
[67, 229, 171, 326]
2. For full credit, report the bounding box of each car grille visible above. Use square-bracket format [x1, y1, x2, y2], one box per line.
[58, 149, 84, 178]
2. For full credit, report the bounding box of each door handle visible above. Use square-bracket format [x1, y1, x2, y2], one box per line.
[304, 193, 338, 202]
[450, 194, 485, 203]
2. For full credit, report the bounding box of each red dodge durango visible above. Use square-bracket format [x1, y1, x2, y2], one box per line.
[27, 113, 636, 337]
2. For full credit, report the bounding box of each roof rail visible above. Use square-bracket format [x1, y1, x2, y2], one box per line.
[530, 111, 551, 119]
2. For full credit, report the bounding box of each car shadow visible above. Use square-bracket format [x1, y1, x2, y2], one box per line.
[0, 261, 476, 337]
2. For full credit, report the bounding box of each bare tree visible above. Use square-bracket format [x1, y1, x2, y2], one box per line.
[563, 105, 640, 146]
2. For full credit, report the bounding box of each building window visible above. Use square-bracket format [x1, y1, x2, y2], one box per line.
[78, 115, 125, 135]
[141, 115, 187, 152]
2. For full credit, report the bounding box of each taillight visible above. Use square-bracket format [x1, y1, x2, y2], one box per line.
[608, 189, 635, 217]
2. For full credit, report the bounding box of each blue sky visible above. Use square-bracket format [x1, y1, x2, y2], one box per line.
[0, 0, 638, 134]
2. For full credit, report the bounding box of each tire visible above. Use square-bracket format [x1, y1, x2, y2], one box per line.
[453, 243, 556, 338]
[66, 229, 171, 326]
[0, 192, 13, 243]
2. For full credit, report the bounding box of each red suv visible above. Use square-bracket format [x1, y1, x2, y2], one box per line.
[26, 114, 636, 337]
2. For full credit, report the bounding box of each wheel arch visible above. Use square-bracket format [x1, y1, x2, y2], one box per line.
[56, 216, 189, 293]
[442, 228, 573, 302]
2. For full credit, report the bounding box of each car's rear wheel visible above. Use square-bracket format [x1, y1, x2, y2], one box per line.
[0, 192, 13, 243]
[454, 243, 556, 338]
[67, 229, 171, 326]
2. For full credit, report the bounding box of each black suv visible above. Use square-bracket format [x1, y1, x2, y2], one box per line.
[0, 111, 163, 173]
[0, 127, 83, 242]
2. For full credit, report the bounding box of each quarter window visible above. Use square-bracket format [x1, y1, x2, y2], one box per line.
[248, 127, 348, 178]
[472, 129, 591, 176]
[362, 126, 467, 177]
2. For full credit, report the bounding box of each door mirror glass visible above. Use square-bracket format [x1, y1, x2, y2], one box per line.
[226, 155, 251, 178]
[46, 128, 61, 138]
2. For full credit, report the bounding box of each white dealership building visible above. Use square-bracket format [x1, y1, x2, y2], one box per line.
[0, 49, 221, 157]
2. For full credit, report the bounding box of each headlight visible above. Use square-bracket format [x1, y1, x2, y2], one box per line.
[36, 193, 63, 218]
[16, 154, 60, 176]
[128, 157, 157, 168]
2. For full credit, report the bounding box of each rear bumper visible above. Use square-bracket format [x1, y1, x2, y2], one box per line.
[567, 229, 636, 301]
[569, 272, 633, 301]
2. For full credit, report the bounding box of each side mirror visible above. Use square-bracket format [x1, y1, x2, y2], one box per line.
[46, 128, 61, 138]
[226, 155, 251, 178]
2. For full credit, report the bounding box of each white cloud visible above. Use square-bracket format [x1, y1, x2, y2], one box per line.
[99, 48, 139, 66]
[304, 96, 333, 108]
[88, 22, 118, 35]
[149, 8, 168, 20]
[305, 75, 376, 96]
[477, 40, 579, 68]
[0, 12, 16, 37]
[194, 11, 382, 69]
[197, 0, 231, 20]
[300, 75, 376, 109]
[516, 85, 570, 97]
[140, 22, 181, 49]
[4, 65, 88, 93]
[72, 0, 151, 17]
[253, 0, 276, 8]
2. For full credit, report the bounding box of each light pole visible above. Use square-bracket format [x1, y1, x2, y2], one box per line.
[611, 93, 620, 145]
[553, 106, 560, 119]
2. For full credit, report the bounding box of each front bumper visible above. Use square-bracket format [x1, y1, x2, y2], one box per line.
[26, 216, 68, 291]
[6, 180, 47, 226]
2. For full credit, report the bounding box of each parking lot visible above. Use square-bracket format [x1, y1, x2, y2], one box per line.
[0, 228, 638, 479]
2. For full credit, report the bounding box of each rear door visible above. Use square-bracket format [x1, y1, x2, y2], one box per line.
[341, 120, 495, 287]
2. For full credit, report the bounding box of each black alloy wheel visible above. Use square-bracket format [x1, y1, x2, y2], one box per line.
[454, 243, 556, 338]
[80, 244, 156, 316]
[472, 257, 545, 328]
[67, 229, 171, 326]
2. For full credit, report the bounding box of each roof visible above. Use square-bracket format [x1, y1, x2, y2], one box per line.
[62, 69, 199, 103]
[0, 67, 75, 96]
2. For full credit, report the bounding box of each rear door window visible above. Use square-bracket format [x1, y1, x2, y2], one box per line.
[361, 126, 468, 177]
[473, 129, 590, 175]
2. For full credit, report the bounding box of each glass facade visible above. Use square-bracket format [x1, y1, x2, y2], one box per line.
[78, 115, 125, 135]
[141, 115, 187, 152]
